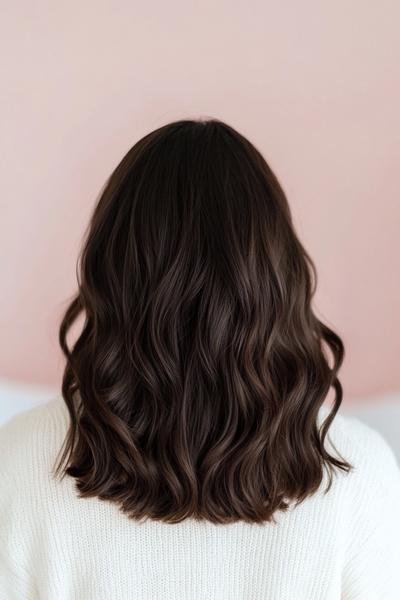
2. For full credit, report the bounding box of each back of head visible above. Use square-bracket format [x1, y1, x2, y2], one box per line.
[54, 118, 351, 524]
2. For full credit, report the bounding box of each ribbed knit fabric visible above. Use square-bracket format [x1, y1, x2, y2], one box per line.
[0, 397, 399, 600]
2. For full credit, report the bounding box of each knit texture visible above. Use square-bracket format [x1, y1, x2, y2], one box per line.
[0, 397, 399, 600]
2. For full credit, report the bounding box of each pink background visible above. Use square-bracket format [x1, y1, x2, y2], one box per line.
[1, 1, 399, 405]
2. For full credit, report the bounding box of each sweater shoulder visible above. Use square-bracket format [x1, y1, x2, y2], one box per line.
[318, 402, 400, 489]
[0, 396, 69, 440]
[319, 403, 397, 458]
[0, 396, 69, 484]
[318, 405, 400, 596]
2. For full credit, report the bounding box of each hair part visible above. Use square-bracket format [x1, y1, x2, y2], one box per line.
[53, 117, 351, 524]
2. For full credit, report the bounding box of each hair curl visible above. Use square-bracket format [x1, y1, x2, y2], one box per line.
[53, 117, 352, 524]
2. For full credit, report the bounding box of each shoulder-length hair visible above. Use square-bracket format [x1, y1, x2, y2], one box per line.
[53, 117, 352, 524]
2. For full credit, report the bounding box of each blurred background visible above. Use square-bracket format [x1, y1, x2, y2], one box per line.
[1, 2, 399, 456]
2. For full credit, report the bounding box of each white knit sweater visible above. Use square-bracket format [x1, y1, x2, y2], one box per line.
[0, 397, 399, 600]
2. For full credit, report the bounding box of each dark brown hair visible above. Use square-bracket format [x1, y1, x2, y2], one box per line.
[54, 117, 352, 524]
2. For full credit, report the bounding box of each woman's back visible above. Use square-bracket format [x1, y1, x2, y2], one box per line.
[2, 118, 399, 599]
[1, 396, 399, 600]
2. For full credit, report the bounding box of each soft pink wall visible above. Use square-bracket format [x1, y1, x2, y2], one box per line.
[1, 1, 399, 403]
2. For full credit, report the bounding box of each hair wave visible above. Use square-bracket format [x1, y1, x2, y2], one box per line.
[53, 117, 352, 524]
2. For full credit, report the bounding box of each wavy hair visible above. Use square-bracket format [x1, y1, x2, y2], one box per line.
[53, 117, 352, 524]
